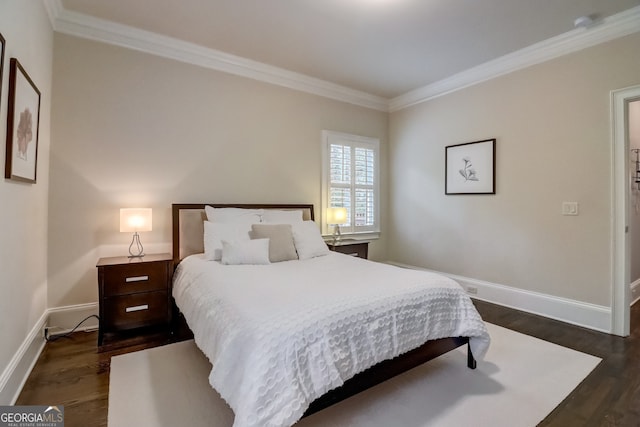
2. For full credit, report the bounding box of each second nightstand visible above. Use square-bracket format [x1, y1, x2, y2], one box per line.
[327, 241, 369, 259]
[97, 253, 173, 347]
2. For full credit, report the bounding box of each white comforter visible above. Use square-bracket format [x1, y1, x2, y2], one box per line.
[173, 253, 490, 427]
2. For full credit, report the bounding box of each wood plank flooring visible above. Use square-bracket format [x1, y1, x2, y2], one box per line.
[15, 301, 640, 427]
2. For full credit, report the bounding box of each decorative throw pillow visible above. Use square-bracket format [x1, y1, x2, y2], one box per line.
[203, 221, 252, 261]
[221, 239, 271, 265]
[261, 209, 303, 224]
[249, 224, 298, 262]
[205, 206, 263, 224]
[292, 221, 330, 260]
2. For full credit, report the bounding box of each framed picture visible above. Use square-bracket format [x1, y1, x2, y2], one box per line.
[445, 138, 496, 195]
[0, 33, 5, 106]
[5, 58, 41, 183]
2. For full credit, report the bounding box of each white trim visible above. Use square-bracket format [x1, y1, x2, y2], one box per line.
[389, 6, 640, 112]
[43, 0, 63, 29]
[631, 278, 640, 306]
[47, 302, 99, 334]
[0, 311, 47, 405]
[611, 85, 640, 336]
[0, 268, 618, 404]
[321, 131, 381, 235]
[45, 1, 639, 114]
[45, 0, 388, 112]
[387, 262, 611, 333]
[0, 302, 100, 404]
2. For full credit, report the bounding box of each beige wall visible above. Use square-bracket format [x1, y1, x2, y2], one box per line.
[0, 0, 53, 401]
[389, 33, 640, 307]
[49, 34, 388, 308]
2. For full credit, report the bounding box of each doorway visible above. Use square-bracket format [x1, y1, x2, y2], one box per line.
[611, 85, 640, 337]
[629, 100, 640, 309]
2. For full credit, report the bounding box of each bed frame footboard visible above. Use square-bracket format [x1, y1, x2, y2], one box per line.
[303, 336, 472, 418]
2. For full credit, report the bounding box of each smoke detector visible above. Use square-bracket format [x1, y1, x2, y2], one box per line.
[574, 15, 594, 28]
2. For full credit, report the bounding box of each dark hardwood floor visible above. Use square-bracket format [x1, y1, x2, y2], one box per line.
[16, 301, 640, 427]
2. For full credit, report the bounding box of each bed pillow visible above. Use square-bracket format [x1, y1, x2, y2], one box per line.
[261, 209, 303, 224]
[203, 221, 252, 261]
[205, 206, 264, 224]
[250, 224, 298, 262]
[292, 221, 330, 260]
[221, 239, 271, 265]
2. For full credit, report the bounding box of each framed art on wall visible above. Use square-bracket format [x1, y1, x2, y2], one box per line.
[445, 138, 496, 195]
[5, 58, 41, 183]
[0, 33, 5, 106]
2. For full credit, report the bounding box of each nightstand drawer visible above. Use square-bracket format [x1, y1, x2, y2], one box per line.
[103, 262, 168, 297]
[103, 291, 168, 330]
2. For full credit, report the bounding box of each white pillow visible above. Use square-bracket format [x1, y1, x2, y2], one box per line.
[262, 209, 303, 224]
[205, 206, 263, 224]
[292, 221, 330, 260]
[203, 221, 252, 261]
[221, 239, 271, 265]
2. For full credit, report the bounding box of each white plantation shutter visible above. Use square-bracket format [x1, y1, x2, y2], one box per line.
[322, 131, 380, 235]
[354, 147, 375, 227]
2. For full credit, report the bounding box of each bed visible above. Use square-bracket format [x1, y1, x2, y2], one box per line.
[171, 203, 490, 427]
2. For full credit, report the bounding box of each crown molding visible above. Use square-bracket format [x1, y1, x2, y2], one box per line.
[43, 0, 63, 29]
[45, 0, 389, 112]
[389, 5, 640, 112]
[45, 1, 639, 114]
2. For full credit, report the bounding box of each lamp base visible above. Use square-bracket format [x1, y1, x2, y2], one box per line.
[332, 225, 342, 246]
[128, 232, 145, 258]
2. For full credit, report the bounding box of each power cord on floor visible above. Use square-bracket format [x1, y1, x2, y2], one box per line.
[44, 315, 101, 342]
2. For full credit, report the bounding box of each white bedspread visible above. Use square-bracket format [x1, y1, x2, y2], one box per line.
[173, 253, 490, 427]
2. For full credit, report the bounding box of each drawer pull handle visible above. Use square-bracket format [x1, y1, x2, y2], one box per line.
[125, 304, 149, 313]
[125, 275, 149, 283]
[347, 253, 359, 257]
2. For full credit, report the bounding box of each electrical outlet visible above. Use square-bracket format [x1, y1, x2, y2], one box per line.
[466, 285, 478, 294]
[44, 326, 62, 339]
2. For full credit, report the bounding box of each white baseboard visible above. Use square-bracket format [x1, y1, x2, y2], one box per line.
[0, 270, 619, 404]
[0, 302, 100, 404]
[631, 279, 640, 306]
[47, 302, 99, 334]
[387, 261, 612, 333]
[0, 311, 47, 405]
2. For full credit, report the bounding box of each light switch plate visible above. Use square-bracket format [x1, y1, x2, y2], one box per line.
[562, 202, 579, 215]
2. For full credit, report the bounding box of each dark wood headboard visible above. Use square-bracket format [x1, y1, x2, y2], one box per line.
[171, 203, 315, 267]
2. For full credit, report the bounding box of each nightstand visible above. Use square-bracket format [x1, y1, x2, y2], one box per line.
[327, 241, 369, 259]
[96, 253, 173, 347]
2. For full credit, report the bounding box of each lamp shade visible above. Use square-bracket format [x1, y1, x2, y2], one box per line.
[326, 207, 348, 225]
[120, 208, 152, 232]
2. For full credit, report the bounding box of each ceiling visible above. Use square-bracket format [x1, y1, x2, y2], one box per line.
[60, 0, 639, 99]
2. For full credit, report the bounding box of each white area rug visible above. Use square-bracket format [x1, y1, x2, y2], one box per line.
[108, 323, 600, 427]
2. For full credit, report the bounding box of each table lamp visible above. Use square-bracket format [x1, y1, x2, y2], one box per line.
[326, 207, 348, 245]
[120, 208, 152, 258]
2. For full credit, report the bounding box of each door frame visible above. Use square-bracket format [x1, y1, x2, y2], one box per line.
[611, 84, 640, 336]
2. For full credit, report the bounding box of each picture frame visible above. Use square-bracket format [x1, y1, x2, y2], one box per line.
[5, 58, 41, 183]
[0, 33, 5, 107]
[445, 138, 496, 195]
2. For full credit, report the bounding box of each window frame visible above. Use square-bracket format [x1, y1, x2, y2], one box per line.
[321, 130, 380, 237]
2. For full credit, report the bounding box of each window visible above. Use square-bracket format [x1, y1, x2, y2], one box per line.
[322, 131, 380, 236]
